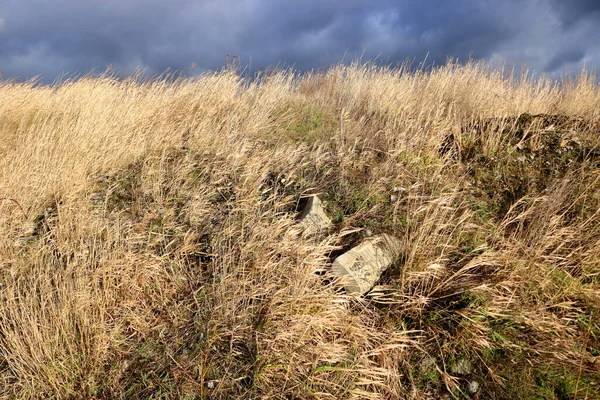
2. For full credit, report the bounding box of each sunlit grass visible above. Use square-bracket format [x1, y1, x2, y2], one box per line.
[0, 61, 599, 399]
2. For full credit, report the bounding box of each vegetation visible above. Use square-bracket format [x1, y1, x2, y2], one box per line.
[0, 61, 599, 399]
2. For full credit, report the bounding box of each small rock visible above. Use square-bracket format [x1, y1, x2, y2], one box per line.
[390, 195, 398, 202]
[420, 356, 436, 370]
[19, 223, 37, 237]
[90, 192, 106, 202]
[14, 235, 38, 248]
[467, 380, 480, 394]
[364, 229, 373, 237]
[451, 359, 472, 376]
[332, 234, 402, 294]
[88, 174, 108, 184]
[298, 196, 332, 233]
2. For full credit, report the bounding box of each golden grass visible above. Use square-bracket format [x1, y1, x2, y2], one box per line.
[0, 61, 599, 399]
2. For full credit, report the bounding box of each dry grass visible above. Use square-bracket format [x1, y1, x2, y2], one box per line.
[0, 61, 599, 399]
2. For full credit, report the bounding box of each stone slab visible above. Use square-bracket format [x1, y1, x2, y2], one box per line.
[298, 195, 332, 233]
[332, 234, 402, 294]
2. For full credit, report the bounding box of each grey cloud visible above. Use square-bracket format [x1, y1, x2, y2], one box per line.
[549, 0, 600, 28]
[0, 0, 599, 83]
[546, 48, 586, 73]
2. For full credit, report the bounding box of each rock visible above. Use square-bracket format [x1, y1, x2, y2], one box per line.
[298, 196, 332, 233]
[14, 222, 42, 248]
[13, 235, 38, 248]
[420, 356, 436, 370]
[467, 380, 480, 394]
[90, 192, 106, 202]
[331, 234, 402, 294]
[450, 359, 472, 376]
[390, 195, 398, 202]
[19, 223, 38, 237]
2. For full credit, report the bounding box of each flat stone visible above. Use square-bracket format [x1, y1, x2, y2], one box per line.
[331, 234, 402, 294]
[90, 192, 106, 202]
[298, 196, 332, 233]
[19, 223, 38, 237]
[13, 235, 38, 248]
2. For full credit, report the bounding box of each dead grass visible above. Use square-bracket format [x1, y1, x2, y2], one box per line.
[0, 61, 599, 399]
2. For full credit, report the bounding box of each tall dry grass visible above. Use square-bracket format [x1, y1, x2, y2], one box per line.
[0, 61, 599, 399]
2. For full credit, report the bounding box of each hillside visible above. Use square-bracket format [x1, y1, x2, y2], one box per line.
[1, 62, 599, 399]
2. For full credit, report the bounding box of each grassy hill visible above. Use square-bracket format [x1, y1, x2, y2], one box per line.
[1, 62, 599, 399]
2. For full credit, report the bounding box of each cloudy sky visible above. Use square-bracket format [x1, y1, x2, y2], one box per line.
[1, 0, 599, 83]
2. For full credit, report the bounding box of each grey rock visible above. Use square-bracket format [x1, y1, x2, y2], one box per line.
[467, 380, 480, 394]
[420, 355, 436, 370]
[90, 192, 106, 202]
[331, 234, 402, 294]
[14, 235, 38, 248]
[298, 196, 332, 233]
[19, 223, 37, 237]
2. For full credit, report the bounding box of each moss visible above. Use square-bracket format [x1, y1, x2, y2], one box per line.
[515, 366, 597, 400]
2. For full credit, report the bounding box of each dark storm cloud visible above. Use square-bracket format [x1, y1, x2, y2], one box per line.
[545, 48, 587, 73]
[549, 0, 600, 28]
[0, 0, 599, 83]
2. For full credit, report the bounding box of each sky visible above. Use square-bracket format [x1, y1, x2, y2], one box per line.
[1, 0, 599, 83]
